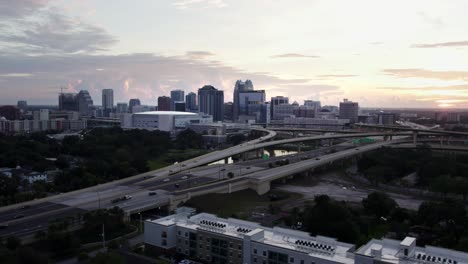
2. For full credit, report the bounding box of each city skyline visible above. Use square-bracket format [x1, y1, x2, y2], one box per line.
[1, 1, 468, 108]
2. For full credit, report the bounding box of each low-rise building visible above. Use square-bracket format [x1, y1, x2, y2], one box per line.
[123, 111, 213, 134]
[145, 209, 468, 264]
[145, 208, 355, 264]
[355, 237, 468, 264]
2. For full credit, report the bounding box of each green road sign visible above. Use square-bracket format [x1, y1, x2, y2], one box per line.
[262, 154, 270, 160]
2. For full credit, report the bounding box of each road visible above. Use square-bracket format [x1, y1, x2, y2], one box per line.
[1, 127, 465, 240]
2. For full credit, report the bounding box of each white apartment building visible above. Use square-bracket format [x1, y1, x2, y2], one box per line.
[145, 209, 468, 264]
[145, 208, 356, 264]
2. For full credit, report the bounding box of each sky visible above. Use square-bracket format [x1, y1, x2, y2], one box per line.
[1, 0, 468, 108]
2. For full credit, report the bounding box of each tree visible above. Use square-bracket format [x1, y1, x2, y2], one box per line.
[89, 252, 125, 264]
[5, 236, 21, 250]
[303, 195, 360, 243]
[228, 134, 246, 145]
[0, 174, 18, 197]
[175, 129, 203, 149]
[362, 192, 398, 218]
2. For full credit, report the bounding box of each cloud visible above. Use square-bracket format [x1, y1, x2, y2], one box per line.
[0, 10, 117, 54]
[418, 12, 444, 28]
[382, 68, 468, 80]
[411, 41, 468, 48]
[186, 51, 215, 59]
[377, 84, 468, 91]
[270, 53, 320, 59]
[0, 0, 50, 18]
[317, 74, 357, 78]
[0, 52, 338, 105]
[173, 0, 227, 9]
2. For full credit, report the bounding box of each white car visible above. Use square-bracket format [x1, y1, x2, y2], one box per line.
[163, 178, 170, 182]
[181, 176, 188, 180]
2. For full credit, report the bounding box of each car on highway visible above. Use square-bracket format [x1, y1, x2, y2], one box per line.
[315, 158, 320, 160]
[174, 183, 180, 188]
[181, 176, 188, 180]
[111, 195, 132, 203]
[19, 205, 31, 210]
[163, 178, 170, 182]
[13, 214, 24, 219]
[148, 191, 157, 196]
[246, 167, 251, 169]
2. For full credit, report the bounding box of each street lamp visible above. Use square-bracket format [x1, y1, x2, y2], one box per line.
[138, 212, 142, 233]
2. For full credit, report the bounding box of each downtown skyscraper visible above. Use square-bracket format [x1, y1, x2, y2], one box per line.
[198, 85, 224, 122]
[233, 80, 254, 121]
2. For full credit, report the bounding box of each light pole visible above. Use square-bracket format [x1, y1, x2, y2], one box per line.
[101, 223, 106, 249]
[138, 212, 142, 233]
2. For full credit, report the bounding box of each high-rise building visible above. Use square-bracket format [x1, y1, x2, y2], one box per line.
[116, 103, 128, 113]
[17, 101, 28, 111]
[59, 93, 79, 111]
[238, 90, 266, 116]
[39, 109, 49, 121]
[224, 102, 233, 121]
[270, 96, 291, 120]
[304, 100, 321, 111]
[102, 89, 114, 110]
[77, 90, 94, 116]
[170, 90, 185, 111]
[233, 80, 254, 121]
[198, 85, 224, 122]
[339, 99, 359, 124]
[0, 106, 21, 120]
[128, 98, 141, 113]
[378, 112, 396, 125]
[174, 101, 186, 112]
[185, 92, 197, 112]
[158, 96, 171, 111]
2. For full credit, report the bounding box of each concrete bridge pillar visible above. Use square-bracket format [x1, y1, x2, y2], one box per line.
[383, 135, 388, 141]
[224, 157, 229, 164]
[228, 183, 232, 193]
[413, 131, 418, 145]
[255, 181, 271, 195]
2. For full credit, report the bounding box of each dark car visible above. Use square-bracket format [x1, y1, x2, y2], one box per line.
[13, 215, 24, 219]
[148, 191, 157, 196]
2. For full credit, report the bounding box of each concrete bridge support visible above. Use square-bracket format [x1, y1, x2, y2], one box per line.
[255, 181, 271, 195]
[413, 131, 418, 145]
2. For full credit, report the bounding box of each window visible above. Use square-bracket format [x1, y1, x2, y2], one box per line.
[185, 232, 188, 237]
[238, 245, 242, 250]
[300, 260, 304, 264]
[254, 248, 257, 254]
[162, 239, 167, 246]
[178, 231, 181, 235]
[290, 257, 295, 263]
[263, 251, 267, 257]
[254, 257, 257, 263]
[185, 240, 188, 245]
[161, 231, 167, 238]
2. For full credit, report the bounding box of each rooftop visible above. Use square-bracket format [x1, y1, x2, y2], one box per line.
[356, 238, 468, 264]
[134, 111, 198, 116]
[147, 209, 355, 263]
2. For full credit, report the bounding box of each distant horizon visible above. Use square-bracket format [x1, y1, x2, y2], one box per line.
[5, 102, 468, 112]
[1, 1, 468, 108]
